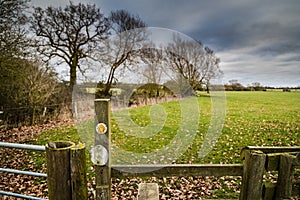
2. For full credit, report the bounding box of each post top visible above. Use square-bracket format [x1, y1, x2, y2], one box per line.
[46, 141, 75, 150]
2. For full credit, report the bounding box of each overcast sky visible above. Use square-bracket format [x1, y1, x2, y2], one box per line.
[30, 0, 300, 87]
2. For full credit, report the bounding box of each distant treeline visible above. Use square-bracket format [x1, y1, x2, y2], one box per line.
[224, 85, 300, 92]
[223, 80, 299, 92]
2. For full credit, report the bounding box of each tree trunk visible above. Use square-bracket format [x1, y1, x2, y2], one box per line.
[69, 64, 77, 94]
[31, 106, 36, 125]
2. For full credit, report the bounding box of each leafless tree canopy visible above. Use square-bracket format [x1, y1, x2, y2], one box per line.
[110, 9, 146, 33]
[30, 2, 110, 92]
[0, 0, 29, 60]
[165, 34, 222, 91]
[140, 47, 164, 84]
[97, 10, 147, 97]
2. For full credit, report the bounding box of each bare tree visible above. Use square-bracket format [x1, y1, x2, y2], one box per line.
[0, 0, 29, 102]
[22, 62, 58, 124]
[0, 59, 59, 126]
[0, 0, 29, 61]
[0, 0, 62, 126]
[201, 47, 222, 93]
[140, 47, 164, 84]
[165, 34, 222, 92]
[30, 2, 110, 94]
[97, 10, 147, 97]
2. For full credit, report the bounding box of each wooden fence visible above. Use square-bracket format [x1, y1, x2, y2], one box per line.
[45, 145, 300, 199]
[240, 146, 300, 199]
[1, 143, 299, 199]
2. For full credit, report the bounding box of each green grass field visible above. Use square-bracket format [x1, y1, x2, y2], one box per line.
[27, 91, 299, 198]
[34, 91, 300, 165]
[110, 91, 299, 164]
[204, 91, 299, 163]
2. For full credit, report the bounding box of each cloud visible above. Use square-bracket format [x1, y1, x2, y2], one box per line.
[219, 48, 300, 87]
[30, 0, 300, 86]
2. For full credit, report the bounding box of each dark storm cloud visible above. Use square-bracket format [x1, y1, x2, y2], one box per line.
[31, 0, 300, 86]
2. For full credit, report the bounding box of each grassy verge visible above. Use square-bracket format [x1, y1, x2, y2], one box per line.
[110, 91, 299, 164]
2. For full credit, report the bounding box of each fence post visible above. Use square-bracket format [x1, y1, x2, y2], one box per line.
[70, 143, 88, 200]
[46, 141, 75, 200]
[94, 99, 111, 200]
[240, 150, 266, 200]
[275, 153, 294, 199]
[46, 141, 87, 200]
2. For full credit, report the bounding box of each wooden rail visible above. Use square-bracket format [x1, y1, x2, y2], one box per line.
[111, 164, 243, 178]
[241, 146, 300, 155]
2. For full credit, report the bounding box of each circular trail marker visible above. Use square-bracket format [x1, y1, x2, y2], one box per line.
[96, 123, 107, 134]
[91, 145, 109, 165]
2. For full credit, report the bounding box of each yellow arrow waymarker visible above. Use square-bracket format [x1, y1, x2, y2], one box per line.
[96, 123, 107, 134]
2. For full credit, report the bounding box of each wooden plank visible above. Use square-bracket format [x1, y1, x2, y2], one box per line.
[275, 153, 295, 199]
[240, 150, 266, 200]
[94, 99, 111, 200]
[137, 183, 159, 200]
[266, 152, 300, 171]
[70, 143, 88, 200]
[46, 141, 75, 200]
[111, 164, 243, 178]
[241, 146, 300, 159]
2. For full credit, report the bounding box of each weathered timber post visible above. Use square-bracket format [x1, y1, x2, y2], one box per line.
[240, 150, 266, 200]
[46, 141, 75, 200]
[70, 143, 88, 200]
[94, 99, 111, 200]
[275, 153, 295, 199]
[46, 141, 88, 200]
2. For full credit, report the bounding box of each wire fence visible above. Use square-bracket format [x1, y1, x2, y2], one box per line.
[0, 103, 71, 129]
